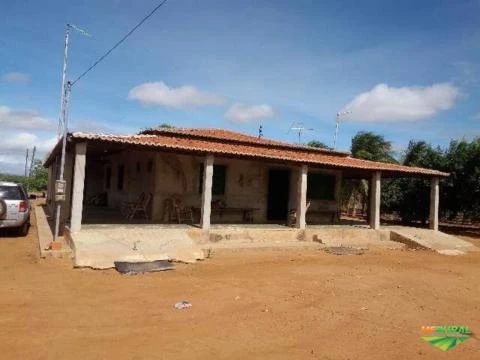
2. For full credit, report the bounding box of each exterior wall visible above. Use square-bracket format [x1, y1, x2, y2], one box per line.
[151, 153, 341, 224]
[46, 161, 56, 215]
[84, 150, 157, 211]
[289, 166, 342, 224]
[66, 146, 343, 225]
[151, 153, 272, 223]
[62, 151, 74, 225]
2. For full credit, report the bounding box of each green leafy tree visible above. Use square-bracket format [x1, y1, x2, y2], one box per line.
[443, 138, 480, 220]
[343, 131, 398, 216]
[306, 140, 331, 149]
[0, 160, 49, 192]
[26, 159, 48, 191]
[351, 131, 397, 163]
[396, 141, 445, 223]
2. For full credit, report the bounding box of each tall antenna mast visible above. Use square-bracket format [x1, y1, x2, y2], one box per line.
[54, 23, 90, 242]
[290, 122, 314, 144]
[24, 149, 29, 177]
[29, 146, 36, 177]
[334, 111, 351, 149]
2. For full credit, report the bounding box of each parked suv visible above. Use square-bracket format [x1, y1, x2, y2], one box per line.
[0, 182, 31, 236]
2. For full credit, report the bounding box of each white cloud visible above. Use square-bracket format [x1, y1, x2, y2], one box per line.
[0, 105, 54, 130]
[340, 83, 460, 122]
[0, 131, 57, 174]
[1, 132, 57, 152]
[128, 81, 224, 109]
[1, 72, 30, 83]
[224, 103, 275, 123]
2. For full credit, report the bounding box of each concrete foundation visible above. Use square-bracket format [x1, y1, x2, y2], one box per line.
[66, 223, 479, 269]
[72, 224, 205, 269]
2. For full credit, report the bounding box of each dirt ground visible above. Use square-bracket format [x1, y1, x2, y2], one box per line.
[0, 210, 479, 359]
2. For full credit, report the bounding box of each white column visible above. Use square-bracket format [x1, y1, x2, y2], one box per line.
[70, 142, 87, 232]
[369, 171, 381, 230]
[429, 177, 439, 231]
[296, 164, 308, 229]
[200, 154, 214, 230]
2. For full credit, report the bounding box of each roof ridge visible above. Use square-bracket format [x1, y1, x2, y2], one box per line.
[142, 126, 351, 156]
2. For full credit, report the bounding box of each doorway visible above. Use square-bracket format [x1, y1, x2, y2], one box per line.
[267, 169, 290, 221]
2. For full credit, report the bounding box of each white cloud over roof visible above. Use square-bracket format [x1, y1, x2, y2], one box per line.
[128, 81, 224, 109]
[340, 83, 460, 122]
[224, 103, 275, 123]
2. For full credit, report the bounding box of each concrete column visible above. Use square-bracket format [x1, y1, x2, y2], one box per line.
[369, 171, 381, 230]
[70, 142, 87, 233]
[429, 177, 439, 231]
[296, 164, 308, 229]
[200, 154, 214, 230]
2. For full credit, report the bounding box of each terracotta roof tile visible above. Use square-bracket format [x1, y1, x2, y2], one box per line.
[61, 131, 448, 177]
[142, 127, 351, 156]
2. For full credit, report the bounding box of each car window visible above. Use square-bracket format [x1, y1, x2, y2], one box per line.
[0, 186, 24, 200]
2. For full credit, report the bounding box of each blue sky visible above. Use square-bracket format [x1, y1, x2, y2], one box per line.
[1, 0, 479, 174]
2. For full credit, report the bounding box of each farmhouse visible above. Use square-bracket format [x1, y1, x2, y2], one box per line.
[44, 127, 448, 236]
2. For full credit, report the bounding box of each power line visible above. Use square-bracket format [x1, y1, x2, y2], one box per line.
[71, 0, 169, 86]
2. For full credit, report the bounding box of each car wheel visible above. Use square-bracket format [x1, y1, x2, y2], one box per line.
[17, 220, 29, 236]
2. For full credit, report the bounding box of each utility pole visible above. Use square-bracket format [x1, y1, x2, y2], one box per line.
[29, 146, 36, 177]
[334, 111, 351, 149]
[54, 24, 90, 242]
[24, 149, 29, 177]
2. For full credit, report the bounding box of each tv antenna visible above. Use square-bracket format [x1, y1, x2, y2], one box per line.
[289, 122, 314, 144]
[333, 110, 351, 149]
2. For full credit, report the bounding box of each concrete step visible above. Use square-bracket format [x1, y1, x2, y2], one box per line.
[387, 226, 478, 255]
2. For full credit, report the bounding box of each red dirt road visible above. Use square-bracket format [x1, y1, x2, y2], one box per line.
[0, 212, 479, 359]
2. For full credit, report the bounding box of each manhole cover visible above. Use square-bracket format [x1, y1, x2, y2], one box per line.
[324, 246, 365, 256]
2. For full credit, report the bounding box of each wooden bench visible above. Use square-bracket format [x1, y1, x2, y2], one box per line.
[193, 207, 259, 223]
[307, 210, 339, 224]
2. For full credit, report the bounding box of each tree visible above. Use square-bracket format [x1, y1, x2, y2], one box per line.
[306, 140, 331, 149]
[443, 138, 480, 220]
[26, 159, 48, 191]
[343, 131, 398, 217]
[351, 131, 396, 163]
[0, 160, 47, 192]
[159, 123, 174, 128]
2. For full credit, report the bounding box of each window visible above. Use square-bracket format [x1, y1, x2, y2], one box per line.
[147, 159, 153, 173]
[0, 186, 24, 200]
[117, 164, 125, 191]
[199, 164, 226, 195]
[307, 173, 336, 200]
[105, 167, 112, 190]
